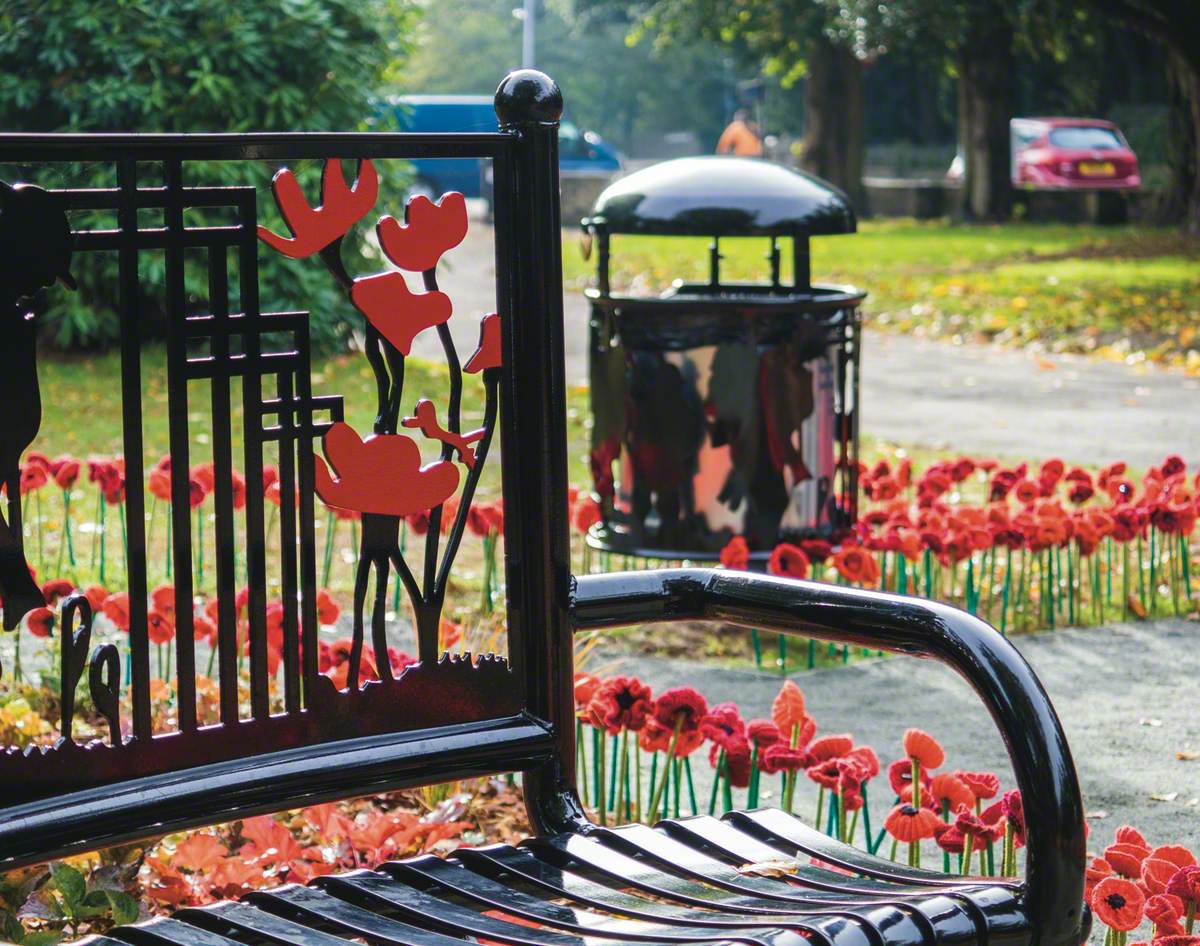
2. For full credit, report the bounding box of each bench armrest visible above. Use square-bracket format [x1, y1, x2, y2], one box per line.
[572, 567, 1086, 946]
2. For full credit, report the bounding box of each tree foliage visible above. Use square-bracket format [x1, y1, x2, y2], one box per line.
[0, 0, 420, 350]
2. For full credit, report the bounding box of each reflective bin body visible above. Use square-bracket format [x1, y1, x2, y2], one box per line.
[582, 157, 864, 561]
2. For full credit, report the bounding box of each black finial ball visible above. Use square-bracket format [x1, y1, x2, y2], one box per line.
[494, 70, 563, 126]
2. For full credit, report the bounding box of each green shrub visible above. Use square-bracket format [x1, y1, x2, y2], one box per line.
[0, 0, 419, 351]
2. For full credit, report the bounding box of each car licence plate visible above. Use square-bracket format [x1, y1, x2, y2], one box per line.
[1079, 161, 1115, 177]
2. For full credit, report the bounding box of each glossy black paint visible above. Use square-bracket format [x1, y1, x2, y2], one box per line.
[585, 157, 855, 238]
[1, 69, 1085, 946]
[571, 567, 1087, 946]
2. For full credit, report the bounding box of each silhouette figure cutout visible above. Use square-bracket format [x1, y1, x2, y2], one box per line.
[0, 182, 75, 630]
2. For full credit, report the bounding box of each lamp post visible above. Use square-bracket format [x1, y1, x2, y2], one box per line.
[514, 0, 537, 68]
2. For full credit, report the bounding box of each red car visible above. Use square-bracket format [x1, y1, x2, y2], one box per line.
[947, 117, 1141, 189]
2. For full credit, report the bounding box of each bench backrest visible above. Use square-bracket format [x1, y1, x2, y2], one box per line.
[0, 70, 576, 870]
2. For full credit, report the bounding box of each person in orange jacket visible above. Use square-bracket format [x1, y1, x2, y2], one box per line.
[716, 109, 763, 157]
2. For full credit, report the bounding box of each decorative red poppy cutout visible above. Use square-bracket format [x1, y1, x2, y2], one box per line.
[257, 159, 378, 259]
[377, 191, 468, 272]
[464, 312, 502, 374]
[401, 400, 486, 469]
[314, 422, 459, 517]
[349, 271, 453, 356]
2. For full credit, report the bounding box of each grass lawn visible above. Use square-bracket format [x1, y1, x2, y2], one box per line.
[562, 220, 1200, 372]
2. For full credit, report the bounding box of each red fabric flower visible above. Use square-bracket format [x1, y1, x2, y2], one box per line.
[1145, 894, 1185, 936]
[903, 728, 945, 769]
[830, 545, 880, 585]
[1105, 842, 1151, 879]
[955, 770, 1000, 800]
[193, 613, 218, 646]
[720, 536, 750, 570]
[638, 719, 704, 757]
[746, 719, 783, 749]
[799, 538, 833, 563]
[573, 672, 602, 708]
[1091, 876, 1145, 932]
[1166, 866, 1200, 907]
[888, 757, 930, 795]
[316, 588, 340, 626]
[700, 701, 746, 749]
[808, 734, 854, 763]
[25, 606, 54, 638]
[652, 686, 708, 734]
[1152, 846, 1198, 870]
[767, 543, 810, 580]
[927, 773, 974, 813]
[1085, 857, 1114, 900]
[573, 495, 602, 534]
[771, 680, 806, 732]
[52, 457, 81, 490]
[1001, 790, 1025, 845]
[102, 592, 131, 632]
[711, 736, 752, 788]
[40, 578, 74, 606]
[589, 676, 654, 734]
[147, 609, 175, 645]
[760, 743, 809, 775]
[82, 584, 108, 613]
[1144, 858, 1185, 896]
[845, 745, 880, 779]
[884, 804, 941, 842]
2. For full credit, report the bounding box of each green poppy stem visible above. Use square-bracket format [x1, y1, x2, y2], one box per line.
[750, 629, 762, 669]
[322, 510, 336, 587]
[646, 717, 683, 820]
[684, 756, 698, 815]
[709, 749, 725, 815]
[98, 496, 107, 583]
[576, 719, 589, 808]
[596, 728, 607, 826]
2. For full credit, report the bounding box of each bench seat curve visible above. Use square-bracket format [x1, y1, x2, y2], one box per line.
[0, 67, 1085, 946]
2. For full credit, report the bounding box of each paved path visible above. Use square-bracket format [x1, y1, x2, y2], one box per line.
[429, 221, 1200, 470]
[599, 617, 1200, 855]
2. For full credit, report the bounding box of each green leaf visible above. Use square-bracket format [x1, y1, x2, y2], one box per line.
[22, 931, 62, 946]
[0, 909, 25, 943]
[46, 866, 84, 913]
[105, 892, 139, 927]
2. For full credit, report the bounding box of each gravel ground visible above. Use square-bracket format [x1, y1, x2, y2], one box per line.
[599, 617, 1200, 855]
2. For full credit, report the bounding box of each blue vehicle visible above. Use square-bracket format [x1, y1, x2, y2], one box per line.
[387, 94, 623, 205]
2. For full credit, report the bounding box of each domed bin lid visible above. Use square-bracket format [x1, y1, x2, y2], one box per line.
[585, 156, 855, 237]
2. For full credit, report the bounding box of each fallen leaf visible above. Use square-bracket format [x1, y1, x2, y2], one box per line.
[1033, 356, 1057, 371]
[1140, 718, 1163, 727]
[1149, 792, 1179, 802]
[1128, 595, 1147, 619]
[1085, 810, 1109, 820]
[739, 858, 801, 878]
[1177, 751, 1200, 761]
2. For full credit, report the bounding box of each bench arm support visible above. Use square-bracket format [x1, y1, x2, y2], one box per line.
[571, 567, 1086, 946]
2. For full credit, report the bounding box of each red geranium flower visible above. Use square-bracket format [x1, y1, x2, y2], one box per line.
[1091, 876, 1145, 932]
[767, 543, 810, 580]
[719, 536, 750, 570]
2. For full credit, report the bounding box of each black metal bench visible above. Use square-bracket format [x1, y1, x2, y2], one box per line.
[0, 69, 1086, 946]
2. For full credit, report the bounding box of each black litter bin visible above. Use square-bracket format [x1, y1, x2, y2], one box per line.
[582, 156, 865, 561]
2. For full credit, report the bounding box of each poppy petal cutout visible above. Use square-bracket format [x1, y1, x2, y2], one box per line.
[349, 271, 453, 356]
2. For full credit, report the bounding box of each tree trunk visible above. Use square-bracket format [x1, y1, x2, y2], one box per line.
[798, 35, 865, 211]
[1165, 48, 1200, 230]
[956, 10, 1014, 221]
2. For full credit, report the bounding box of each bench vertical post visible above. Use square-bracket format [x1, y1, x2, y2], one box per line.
[493, 72, 584, 832]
